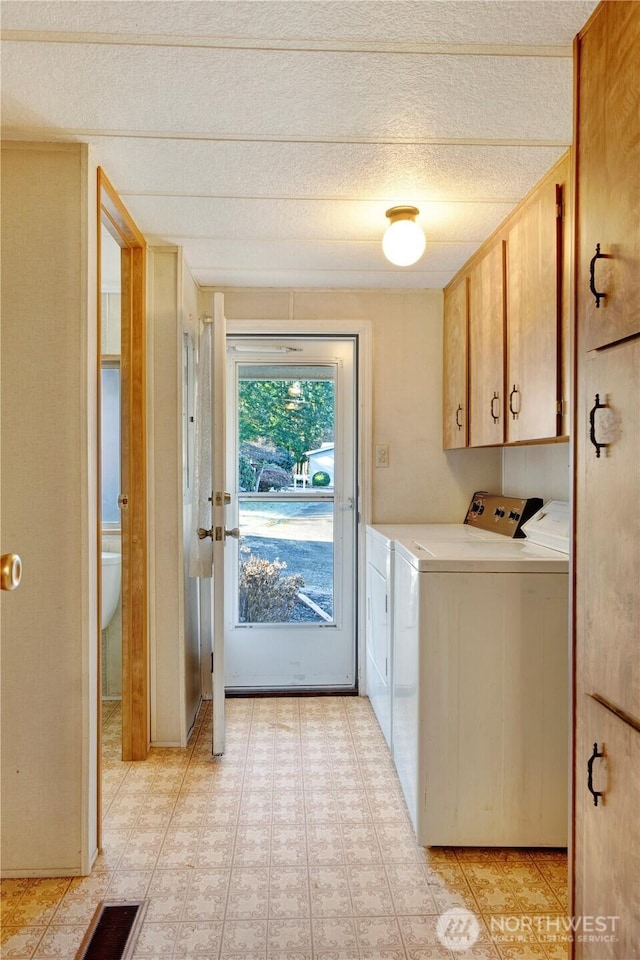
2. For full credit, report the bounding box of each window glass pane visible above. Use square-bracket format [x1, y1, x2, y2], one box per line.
[237, 366, 335, 492]
[101, 366, 121, 523]
[238, 501, 334, 624]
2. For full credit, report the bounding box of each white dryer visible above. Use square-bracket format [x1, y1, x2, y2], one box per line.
[392, 500, 570, 848]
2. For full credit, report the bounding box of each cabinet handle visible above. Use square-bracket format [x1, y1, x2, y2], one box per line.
[589, 243, 608, 309]
[490, 392, 500, 423]
[587, 742, 604, 806]
[588, 393, 608, 458]
[455, 404, 463, 430]
[509, 385, 520, 420]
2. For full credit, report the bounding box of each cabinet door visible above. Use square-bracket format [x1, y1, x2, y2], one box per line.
[443, 277, 468, 449]
[577, 2, 640, 351]
[576, 339, 640, 723]
[468, 240, 505, 447]
[574, 696, 640, 960]
[506, 175, 562, 442]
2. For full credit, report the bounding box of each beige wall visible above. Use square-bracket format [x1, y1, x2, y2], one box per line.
[0, 142, 98, 876]
[503, 442, 571, 502]
[147, 247, 201, 746]
[215, 287, 502, 522]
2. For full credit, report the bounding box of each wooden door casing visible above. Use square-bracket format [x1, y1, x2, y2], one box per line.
[577, 1, 640, 351]
[443, 277, 468, 450]
[468, 240, 505, 447]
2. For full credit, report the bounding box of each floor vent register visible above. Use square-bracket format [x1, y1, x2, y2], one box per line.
[75, 901, 148, 960]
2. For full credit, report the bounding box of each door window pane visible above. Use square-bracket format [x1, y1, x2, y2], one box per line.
[238, 500, 334, 624]
[237, 365, 335, 492]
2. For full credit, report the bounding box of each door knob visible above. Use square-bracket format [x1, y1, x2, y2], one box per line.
[1, 553, 22, 591]
[198, 526, 241, 541]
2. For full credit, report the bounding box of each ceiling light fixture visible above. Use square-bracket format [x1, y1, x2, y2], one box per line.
[382, 205, 426, 266]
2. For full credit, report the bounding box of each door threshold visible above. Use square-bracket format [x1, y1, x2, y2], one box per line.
[226, 686, 358, 698]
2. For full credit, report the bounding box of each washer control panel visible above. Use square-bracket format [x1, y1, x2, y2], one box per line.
[464, 492, 543, 538]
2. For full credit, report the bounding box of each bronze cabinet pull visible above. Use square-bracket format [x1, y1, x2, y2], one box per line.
[587, 742, 604, 806]
[588, 393, 608, 458]
[589, 243, 607, 309]
[509, 385, 520, 420]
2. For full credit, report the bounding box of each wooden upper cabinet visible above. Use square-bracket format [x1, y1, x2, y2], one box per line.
[577, 2, 640, 351]
[468, 240, 505, 446]
[443, 277, 468, 449]
[505, 159, 567, 442]
[442, 151, 570, 452]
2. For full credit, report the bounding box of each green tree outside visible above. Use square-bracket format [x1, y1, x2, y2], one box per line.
[238, 379, 334, 473]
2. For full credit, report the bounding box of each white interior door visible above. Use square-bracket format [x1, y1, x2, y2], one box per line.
[224, 337, 357, 690]
[210, 293, 228, 755]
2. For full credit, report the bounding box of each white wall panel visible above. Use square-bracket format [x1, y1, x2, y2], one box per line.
[502, 443, 571, 503]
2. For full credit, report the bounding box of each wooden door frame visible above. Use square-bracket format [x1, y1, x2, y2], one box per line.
[97, 168, 148, 820]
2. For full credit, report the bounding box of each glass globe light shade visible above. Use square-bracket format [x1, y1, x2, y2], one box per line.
[382, 218, 426, 266]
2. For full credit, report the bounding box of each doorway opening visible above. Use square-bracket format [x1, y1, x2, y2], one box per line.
[224, 337, 358, 692]
[97, 169, 148, 845]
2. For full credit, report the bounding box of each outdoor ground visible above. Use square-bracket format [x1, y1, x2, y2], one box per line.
[240, 501, 334, 621]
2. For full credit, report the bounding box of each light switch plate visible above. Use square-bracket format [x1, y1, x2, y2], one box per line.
[375, 444, 389, 468]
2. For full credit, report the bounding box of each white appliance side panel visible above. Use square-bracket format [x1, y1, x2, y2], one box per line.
[419, 571, 569, 847]
[392, 551, 420, 832]
[501, 576, 569, 845]
[366, 557, 391, 747]
[419, 572, 505, 846]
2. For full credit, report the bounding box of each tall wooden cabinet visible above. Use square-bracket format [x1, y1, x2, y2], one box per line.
[573, 4, 640, 957]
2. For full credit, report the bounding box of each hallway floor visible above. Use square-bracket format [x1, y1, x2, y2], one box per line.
[1, 697, 568, 959]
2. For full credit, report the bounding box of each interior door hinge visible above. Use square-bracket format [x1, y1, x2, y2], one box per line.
[556, 399, 567, 415]
[555, 183, 563, 221]
[385, 594, 388, 614]
[211, 653, 214, 674]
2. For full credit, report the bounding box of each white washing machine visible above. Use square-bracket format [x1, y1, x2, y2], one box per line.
[366, 519, 509, 748]
[392, 500, 570, 848]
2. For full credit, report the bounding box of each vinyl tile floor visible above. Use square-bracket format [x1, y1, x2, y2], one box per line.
[1, 697, 568, 959]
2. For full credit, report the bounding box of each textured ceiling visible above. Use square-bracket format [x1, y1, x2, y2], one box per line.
[1, 0, 598, 289]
